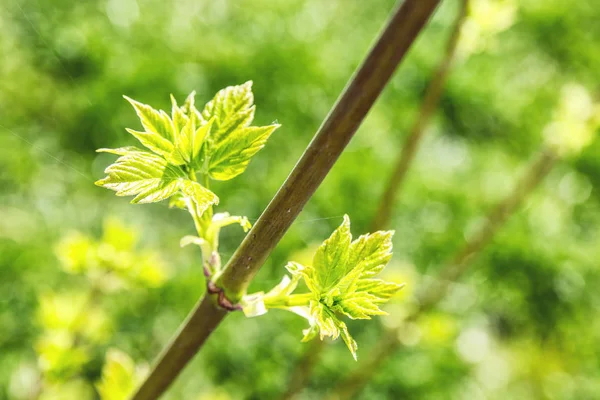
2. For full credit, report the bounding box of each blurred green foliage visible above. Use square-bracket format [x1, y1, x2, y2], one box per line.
[1, 0, 599, 399]
[32, 219, 165, 398]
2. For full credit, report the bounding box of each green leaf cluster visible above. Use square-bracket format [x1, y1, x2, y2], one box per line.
[243, 215, 404, 360]
[96, 82, 279, 218]
[96, 83, 277, 280]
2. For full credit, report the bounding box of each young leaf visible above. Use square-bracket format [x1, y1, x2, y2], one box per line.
[97, 146, 148, 156]
[211, 212, 252, 233]
[124, 128, 176, 161]
[95, 151, 186, 204]
[290, 215, 403, 359]
[176, 114, 214, 164]
[182, 91, 202, 121]
[311, 215, 352, 292]
[201, 81, 255, 143]
[208, 124, 279, 180]
[124, 96, 175, 142]
[180, 180, 219, 218]
[170, 94, 189, 134]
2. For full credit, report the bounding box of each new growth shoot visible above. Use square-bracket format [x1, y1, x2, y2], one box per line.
[96, 83, 404, 361]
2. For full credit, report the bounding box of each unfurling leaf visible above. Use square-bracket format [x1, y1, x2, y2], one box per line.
[180, 180, 219, 219]
[201, 81, 255, 143]
[209, 124, 279, 180]
[289, 215, 404, 359]
[197, 81, 279, 180]
[95, 151, 186, 204]
[171, 95, 215, 165]
[124, 96, 174, 142]
[124, 128, 177, 163]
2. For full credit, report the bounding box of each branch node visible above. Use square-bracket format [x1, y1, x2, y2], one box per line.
[207, 280, 242, 311]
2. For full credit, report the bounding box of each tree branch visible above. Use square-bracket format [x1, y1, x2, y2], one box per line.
[216, 0, 441, 303]
[132, 296, 227, 399]
[131, 0, 441, 398]
[328, 148, 559, 400]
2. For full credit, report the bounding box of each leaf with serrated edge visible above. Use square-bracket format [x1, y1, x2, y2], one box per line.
[201, 81, 255, 143]
[124, 96, 174, 142]
[312, 214, 351, 292]
[348, 230, 394, 278]
[208, 124, 279, 180]
[182, 91, 203, 122]
[97, 147, 147, 156]
[289, 215, 402, 359]
[125, 128, 175, 159]
[339, 322, 358, 360]
[174, 111, 196, 163]
[170, 94, 189, 134]
[95, 151, 185, 204]
[180, 180, 219, 219]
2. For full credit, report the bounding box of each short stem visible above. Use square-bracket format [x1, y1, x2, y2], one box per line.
[185, 169, 207, 236]
[264, 293, 313, 309]
[187, 201, 206, 237]
[188, 168, 197, 182]
[202, 174, 214, 222]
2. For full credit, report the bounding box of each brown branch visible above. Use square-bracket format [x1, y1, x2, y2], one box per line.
[328, 148, 559, 400]
[279, 1, 469, 398]
[132, 296, 227, 399]
[131, 0, 441, 398]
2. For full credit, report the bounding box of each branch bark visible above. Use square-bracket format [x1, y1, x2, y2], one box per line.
[328, 148, 558, 400]
[280, 1, 468, 398]
[131, 0, 441, 398]
[132, 296, 227, 400]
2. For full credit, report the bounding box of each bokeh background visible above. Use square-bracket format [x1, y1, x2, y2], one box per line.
[1, 0, 600, 399]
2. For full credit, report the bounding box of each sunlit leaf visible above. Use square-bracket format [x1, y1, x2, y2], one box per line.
[208, 123, 279, 181]
[124, 96, 175, 142]
[290, 215, 403, 359]
[95, 151, 186, 204]
[201, 81, 255, 143]
[180, 179, 219, 219]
